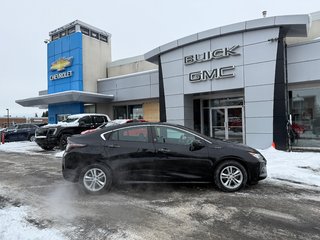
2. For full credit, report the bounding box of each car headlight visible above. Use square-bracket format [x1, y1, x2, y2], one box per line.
[249, 152, 266, 162]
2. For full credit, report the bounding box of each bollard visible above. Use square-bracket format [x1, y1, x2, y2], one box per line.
[1, 132, 4, 144]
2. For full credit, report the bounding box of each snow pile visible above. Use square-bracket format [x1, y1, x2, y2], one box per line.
[0, 205, 66, 240]
[260, 147, 320, 187]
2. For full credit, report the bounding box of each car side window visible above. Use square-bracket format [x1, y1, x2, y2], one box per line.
[81, 116, 92, 124]
[94, 116, 106, 124]
[154, 126, 195, 145]
[110, 127, 148, 142]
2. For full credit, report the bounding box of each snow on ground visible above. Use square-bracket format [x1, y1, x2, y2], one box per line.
[0, 141, 319, 239]
[0, 141, 64, 158]
[0, 205, 65, 240]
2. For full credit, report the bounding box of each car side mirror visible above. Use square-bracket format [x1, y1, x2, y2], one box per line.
[190, 139, 205, 151]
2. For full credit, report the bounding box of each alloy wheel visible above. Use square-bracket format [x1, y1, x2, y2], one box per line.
[219, 166, 243, 190]
[83, 168, 107, 192]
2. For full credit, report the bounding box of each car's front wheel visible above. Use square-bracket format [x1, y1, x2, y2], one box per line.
[59, 134, 71, 150]
[79, 164, 112, 194]
[40, 145, 54, 151]
[29, 135, 35, 142]
[214, 160, 247, 192]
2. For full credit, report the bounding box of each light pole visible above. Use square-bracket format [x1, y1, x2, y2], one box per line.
[6, 108, 9, 127]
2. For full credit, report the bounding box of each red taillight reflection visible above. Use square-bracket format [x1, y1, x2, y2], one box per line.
[81, 129, 97, 135]
[65, 142, 87, 152]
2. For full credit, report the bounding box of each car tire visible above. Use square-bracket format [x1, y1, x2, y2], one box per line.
[214, 160, 247, 192]
[79, 164, 112, 195]
[40, 145, 54, 151]
[29, 135, 35, 142]
[59, 134, 71, 150]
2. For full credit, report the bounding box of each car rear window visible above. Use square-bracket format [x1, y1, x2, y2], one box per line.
[110, 127, 148, 142]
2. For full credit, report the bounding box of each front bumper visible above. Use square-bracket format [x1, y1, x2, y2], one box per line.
[259, 162, 267, 180]
[35, 137, 57, 148]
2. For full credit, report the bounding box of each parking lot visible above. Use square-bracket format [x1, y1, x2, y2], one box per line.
[0, 149, 320, 240]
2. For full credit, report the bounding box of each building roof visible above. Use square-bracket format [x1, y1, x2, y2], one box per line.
[145, 14, 310, 63]
[16, 91, 114, 108]
[49, 20, 111, 37]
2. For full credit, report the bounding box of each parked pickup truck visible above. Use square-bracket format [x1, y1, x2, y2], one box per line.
[35, 113, 111, 150]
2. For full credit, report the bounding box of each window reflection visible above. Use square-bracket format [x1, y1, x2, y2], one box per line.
[289, 88, 320, 148]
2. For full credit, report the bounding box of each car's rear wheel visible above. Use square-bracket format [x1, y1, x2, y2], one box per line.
[214, 160, 247, 192]
[79, 164, 112, 194]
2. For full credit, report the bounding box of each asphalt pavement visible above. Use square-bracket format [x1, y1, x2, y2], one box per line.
[0, 151, 319, 240]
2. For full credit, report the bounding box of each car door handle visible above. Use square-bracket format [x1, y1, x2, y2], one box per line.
[158, 148, 170, 153]
[107, 144, 120, 148]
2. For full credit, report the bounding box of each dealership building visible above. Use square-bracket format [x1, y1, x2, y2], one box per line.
[17, 12, 320, 151]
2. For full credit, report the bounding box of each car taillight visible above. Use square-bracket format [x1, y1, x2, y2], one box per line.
[65, 142, 87, 152]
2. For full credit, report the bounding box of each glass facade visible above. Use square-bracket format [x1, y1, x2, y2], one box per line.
[199, 97, 244, 143]
[289, 88, 320, 148]
[113, 105, 144, 119]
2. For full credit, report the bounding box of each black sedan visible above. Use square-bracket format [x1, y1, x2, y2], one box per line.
[3, 124, 39, 142]
[62, 122, 267, 194]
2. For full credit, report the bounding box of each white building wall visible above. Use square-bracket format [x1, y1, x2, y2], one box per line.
[82, 35, 111, 93]
[97, 70, 159, 101]
[287, 40, 320, 84]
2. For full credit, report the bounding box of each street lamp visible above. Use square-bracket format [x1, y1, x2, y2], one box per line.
[6, 108, 9, 127]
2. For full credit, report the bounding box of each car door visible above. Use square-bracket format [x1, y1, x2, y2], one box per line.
[20, 124, 33, 141]
[152, 125, 212, 182]
[92, 115, 107, 128]
[10, 125, 22, 141]
[17, 124, 29, 141]
[103, 125, 156, 182]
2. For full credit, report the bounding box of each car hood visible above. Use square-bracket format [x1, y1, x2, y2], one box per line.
[211, 138, 256, 152]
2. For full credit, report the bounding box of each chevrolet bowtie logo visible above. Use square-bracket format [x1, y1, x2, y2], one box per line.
[50, 57, 73, 72]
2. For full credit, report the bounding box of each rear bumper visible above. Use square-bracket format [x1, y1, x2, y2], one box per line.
[62, 167, 79, 182]
[62, 155, 80, 182]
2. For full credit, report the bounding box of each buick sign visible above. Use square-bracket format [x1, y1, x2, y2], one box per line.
[185, 45, 240, 82]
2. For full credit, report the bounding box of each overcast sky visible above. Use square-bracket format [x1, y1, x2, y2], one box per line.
[1, 0, 320, 118]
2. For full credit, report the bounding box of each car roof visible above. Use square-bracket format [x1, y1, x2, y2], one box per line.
[68, 113, 109, 118]
[100, 122, 173, 130]
[93, 122, 213, 143]
[96, 122, 210, 139]
[13, 123, 38, 126]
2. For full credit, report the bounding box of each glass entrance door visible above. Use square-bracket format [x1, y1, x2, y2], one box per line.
[211, 108, 226, 140]
[227, 107, 243, 143]
[211, 107, 243, 143]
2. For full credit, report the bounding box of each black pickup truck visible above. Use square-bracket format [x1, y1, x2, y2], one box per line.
[35, 113, 110, 150]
